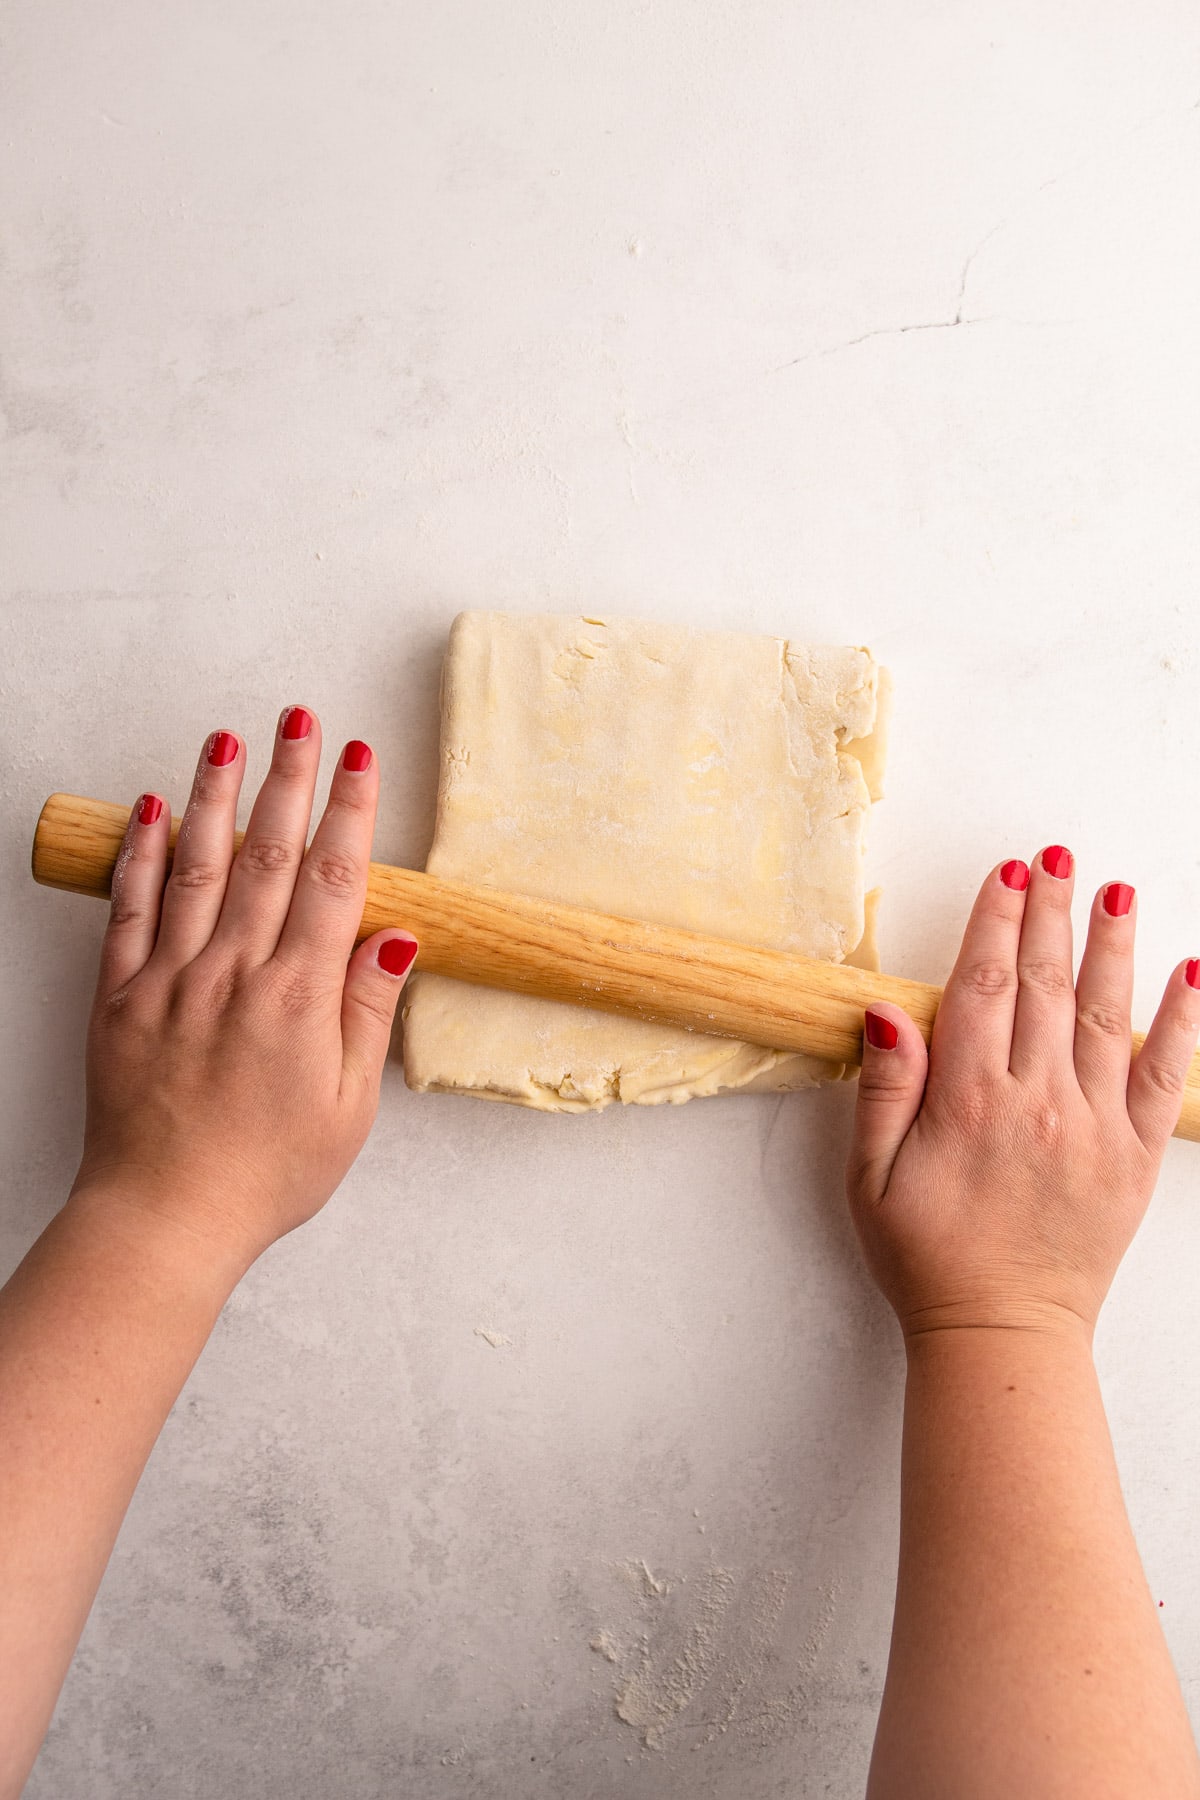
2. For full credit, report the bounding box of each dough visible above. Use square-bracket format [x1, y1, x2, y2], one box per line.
[402, 610, 891, 1110]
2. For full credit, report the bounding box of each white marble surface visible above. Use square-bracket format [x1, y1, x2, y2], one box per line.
[4, 2, 1200, 1793]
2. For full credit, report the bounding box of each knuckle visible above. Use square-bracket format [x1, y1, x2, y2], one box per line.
[351, 982, 396, 1028]
[272, 754, 314, 786]
[1021, 1098, 1066, 1152]
[275, 979, 318, 1020]
[107, 898, 148, 931]
[978, 895, 1017, 929]
[1075, 999, 1128, 1040]
[96, 969, 161, 1030]
[265, 955, 324, 1014]
[176, 957, 240, 1018]
[304, 847, 361, 896]
[1017, 957, 1073, 1000]
[168, 860, 226, 894]
[191, 772, 231, 810]
[855, 1064, 913, 1105]
[237, 836, 298, 877]
[264, 972, 332, 1029]
[98, 980, 139, 1022]
[924, 1068, 1019, 1150]
[929, 1076, 995, 1140]
[1137, 1054, 1185, 1099]
[1161, 1009, 1197, 1045]
[99, 986, 134, 1022]
[327, 783, 374, 817]
[957, 959, 1017, 1001]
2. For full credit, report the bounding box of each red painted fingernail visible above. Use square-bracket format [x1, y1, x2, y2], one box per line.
[207, 730, 239, 767]
[864, 1010, 899, 1051]
[1103, 882, 1134, 917]
[378, 937, 418, 979]
[1042, 844, 1073, 880]
[137, 793, 163, 826]
[343, 740, 372, 772]
[281, 706, 313, 741]
[1187, 960, 1200, 990]
[1000, 859, 1030, 892]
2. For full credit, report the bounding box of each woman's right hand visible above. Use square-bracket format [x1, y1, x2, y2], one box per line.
[844, 846, 1200, 1342]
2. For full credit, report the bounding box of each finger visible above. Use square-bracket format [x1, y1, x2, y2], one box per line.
[927, 859, 1029, 1086]
[151, 730, 244, 970]
[340, 930, 419, 1101]
[1072, 882, 1136, 1106]
[273, 739, 378, 982]
[210, 706, 322, 964]
[1126, 959, 1200, 1153]
[96, 794, 171, 998]
[1009, 843, 1077, 1081]
[845, 1004, 929, 1205]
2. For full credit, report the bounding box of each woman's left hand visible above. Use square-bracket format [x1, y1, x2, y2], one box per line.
[70, 707, 419, 1267]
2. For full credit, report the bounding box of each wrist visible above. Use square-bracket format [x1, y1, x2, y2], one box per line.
[902, 1306, 1095, 1381]
[64, 1173, 258, 1300]
[900, 1293, 1097, 1354]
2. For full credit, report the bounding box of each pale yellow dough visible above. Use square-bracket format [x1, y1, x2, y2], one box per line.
[402, 611, 891, 1110]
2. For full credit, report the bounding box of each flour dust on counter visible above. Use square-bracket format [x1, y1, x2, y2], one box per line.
[584, 1554, 842, 1753]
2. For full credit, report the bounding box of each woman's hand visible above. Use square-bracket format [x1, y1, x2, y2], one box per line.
[846, 846, 1200, 1341]
[69, 708, 419, 1269]
[0, 708, 419, 1794]
[849, 848, 1200, 1800]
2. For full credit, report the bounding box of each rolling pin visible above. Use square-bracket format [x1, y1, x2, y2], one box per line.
[31, 791, 1200, 1143]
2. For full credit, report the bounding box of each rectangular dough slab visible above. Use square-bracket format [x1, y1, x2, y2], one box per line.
[402, 610, 891, 1110]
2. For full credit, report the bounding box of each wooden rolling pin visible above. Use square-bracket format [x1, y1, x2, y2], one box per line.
[31, 791, 1200, 1143]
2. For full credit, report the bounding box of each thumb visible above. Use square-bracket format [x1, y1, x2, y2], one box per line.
[340, 930, 419, 1095]
[847, 1004, 929, 1204]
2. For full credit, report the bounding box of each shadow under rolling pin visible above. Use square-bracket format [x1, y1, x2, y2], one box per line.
[30, 791, 1200, 1144]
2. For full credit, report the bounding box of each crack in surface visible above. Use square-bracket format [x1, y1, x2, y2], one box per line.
[773, 91, 1200, 374]
[773, 304, 994, 373]
[951, 216, 1008, 322]
[772, 213, 1005, 370]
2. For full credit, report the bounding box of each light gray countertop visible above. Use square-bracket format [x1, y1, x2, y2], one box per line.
[4, 2, 1200, 1793]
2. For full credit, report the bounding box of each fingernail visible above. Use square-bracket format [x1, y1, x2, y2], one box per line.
[343, 740, 372, 773]
[1103, 882, 1134, 918]
[378, 936, 418, 979]
[1187, 960, 1200, 990]
[281, 706, 313, 742]
[1000, 859, 1030, 892]
[864, 1010, 899, 1051]
[137, 793, 163, 826]
[207, 730, 239, 767]
[1042, 844, 1073, 880]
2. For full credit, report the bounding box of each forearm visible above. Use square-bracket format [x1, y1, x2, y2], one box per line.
[0, 1183, 249, 1799]
[868, 1321, 1200, 1800]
